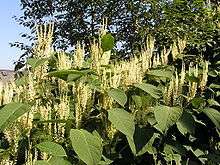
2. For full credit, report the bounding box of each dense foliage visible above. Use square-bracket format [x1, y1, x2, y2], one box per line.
[13, 0, 219, 67]
[1, 0, 220, 164]
[0, 21, 220, 165]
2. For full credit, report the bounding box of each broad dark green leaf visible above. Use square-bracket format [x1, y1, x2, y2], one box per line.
[108, 88, 127, 107]
[27, 58, 48, 69]
[36, 141, 66, 157]
[154, 106, 182, 132]
[202, 108, 220, 130]
[134, 83, 161, 99]
[70, 129, 102, 165]
[176, 111, 195, 135]
[137, 133, 158, 156]
[108, 108, 135, 154]
[101, 33, 115, 51]
[108, 108, 135, 138]
[0, 102, 30, 131]
[133, 126, 154, 154]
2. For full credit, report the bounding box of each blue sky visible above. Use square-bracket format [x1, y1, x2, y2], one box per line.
[0, 0, 27, 69]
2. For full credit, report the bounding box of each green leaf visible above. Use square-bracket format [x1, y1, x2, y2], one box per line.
[101, 33, 115, 51]
[134, 83, 161, 99]
[133, 126, 154, 154]
[191, 97, 205, 108]
[108, 108, 135, 138]
[137, 133, 158, 155]
[48, 157, 71, 165]
[132, 95, 142, 108]
[67, 74, 82, 82]
[87, 76, 102, 92]
[108, 108, 135, 154]
[34, 161, 50, 165]
[36, 141, 66, 157]
[202, 108, 220, 130]
[154, 106, 182, 132]
[0, 102, 30, 131]
[185, 146, 206, 163]
[15, 75, 28, 86]
[27, 58, 48, 69]
[108, 88, 127, 107]
[102, 156, 113, 164]
[48, 69, 93, 81]
[210, 83, 220, 89]
[208, 99, 220, 107]
[208, 70, 218, 77]
[126, 136, 136, 155]
[186, 74, 200, 83]
[176, 111, 195, 135]
[70, 129, 102, 165]
[98, 156, 113, 165]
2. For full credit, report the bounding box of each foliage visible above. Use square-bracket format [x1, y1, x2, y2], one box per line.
[1, 5, 220, 164]
[12, 0, 220, 69]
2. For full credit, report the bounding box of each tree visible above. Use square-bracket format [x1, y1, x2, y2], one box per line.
[13, 0, 219, 68]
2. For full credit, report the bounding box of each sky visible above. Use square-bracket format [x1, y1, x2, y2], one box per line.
[0, 0, 27, 70]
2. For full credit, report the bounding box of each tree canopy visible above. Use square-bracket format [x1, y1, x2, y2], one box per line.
[13, 0, 219, 60]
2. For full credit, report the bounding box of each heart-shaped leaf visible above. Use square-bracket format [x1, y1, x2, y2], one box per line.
[108, 108, 135, 154]
[134, 83, 161, 99]
[101, 33, 115, 52]
[108, 88, 127, 107]
[27, 58, 48, 69]
[0, 102, 30, 131]
[154, 106, 182, 132]
[36, 141, 66, 157]
[177, 111, 195, 135]
[202, 108, 220, 130]
[108, 108, 135, 138]
[70, 129, 102, 165]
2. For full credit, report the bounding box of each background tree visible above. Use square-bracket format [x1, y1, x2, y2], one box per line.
[13, 0, 219, 68]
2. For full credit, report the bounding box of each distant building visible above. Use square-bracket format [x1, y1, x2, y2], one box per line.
[0, 70, 15, 84]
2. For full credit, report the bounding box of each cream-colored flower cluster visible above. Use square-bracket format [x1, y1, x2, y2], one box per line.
[0, 81, 15, 106]
[35, 23, 54, 59]
[74, 81, 92, 128]
[163, 61, 209, 106]
[172, 37, 187, 60]
[163, 63, 186, 106]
